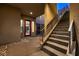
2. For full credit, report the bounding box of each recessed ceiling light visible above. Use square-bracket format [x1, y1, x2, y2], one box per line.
[30, 12, 33, 15]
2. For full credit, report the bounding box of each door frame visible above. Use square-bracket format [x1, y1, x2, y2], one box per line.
[24, 19, 31, 36]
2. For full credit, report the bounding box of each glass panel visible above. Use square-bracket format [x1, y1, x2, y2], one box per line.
[25, 21, 30, 35]
[20, 19, 23, 33]
[32, 21, 34, 32]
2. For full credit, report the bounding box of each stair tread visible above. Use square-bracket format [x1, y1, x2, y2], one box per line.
[47, 41, 68, 50]
[51, 34, 69, 38]
[43, 46, 66, 56]
[42, 47, 57, 56]
[55, 28, 68, 30]
[54, 28, 68, 31]
[55, 29, 68, 31]
[52, 31, 69, 35]
[49, 37, 69, 43]
[57, 26, 69, 28]
[51, 36, 69, 41]
[45, 43, 67, 54]
[48, 39, 68, 46]
[53, 31, 69, 33]
[58, 25, 69, 27]
[31, 51, 49, 56]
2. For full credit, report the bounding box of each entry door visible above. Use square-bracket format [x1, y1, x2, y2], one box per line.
[25, 20, 31, 36]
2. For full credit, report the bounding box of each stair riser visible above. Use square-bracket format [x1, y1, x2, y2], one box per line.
[41, 47, 57, 56]
[50, 36, 69, 41]
[58, 24, 69, 26]
[45, 43, 67, 54]
[54, 29, 68, 31]
[52, 32, 69, 35]
[57, 26, 69, 28]
[48, 39, 68, 46]
[55, 27, 68, 30]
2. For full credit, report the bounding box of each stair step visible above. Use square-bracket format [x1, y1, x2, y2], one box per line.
[58, 22, 69, 24]
[41, 47, 57, 56]
[43, 46, 66, 56]
[58, 23, 69, 25]
[50, 35, 69, 41]
[55, 27, 68, 30]
[51, 34, 69, 38]
[57, 26, 69, 28]
[54, 28, 68, 31]
[31, 51, 49, 56]
[52, 31, 69, 35]
[49, 37, 69, 43]
[48, 37, 68, 46]
[55, 25, 68, 28]
[58, 24, 69, 26]
[47, 41, 68, 50]
[45, 43, 67, 54]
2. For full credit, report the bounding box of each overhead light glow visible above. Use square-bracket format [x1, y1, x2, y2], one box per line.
[30, 12, 33, 15]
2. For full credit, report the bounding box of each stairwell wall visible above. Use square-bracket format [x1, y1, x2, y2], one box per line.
[44, 3, 57, 35]
[70, 3, 79, 55]
[0, 4, 21, 45]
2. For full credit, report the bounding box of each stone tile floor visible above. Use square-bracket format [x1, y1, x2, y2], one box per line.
[0, 45, 7, 56]
[0, 36, 42, 56]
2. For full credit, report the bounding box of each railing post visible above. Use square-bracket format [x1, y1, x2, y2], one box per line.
[69, 29, 73, 54]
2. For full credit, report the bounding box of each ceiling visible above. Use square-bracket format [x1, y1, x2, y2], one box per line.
[8, 3, 45, 17]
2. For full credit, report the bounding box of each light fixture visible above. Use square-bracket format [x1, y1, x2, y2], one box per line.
[40, 16, 42, 18]
[30, 12, 33, 15]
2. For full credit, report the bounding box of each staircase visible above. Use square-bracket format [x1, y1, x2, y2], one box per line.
[41, 11, 69, 56]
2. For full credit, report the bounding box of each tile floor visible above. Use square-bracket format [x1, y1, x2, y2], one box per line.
[0, 36, 42, 56]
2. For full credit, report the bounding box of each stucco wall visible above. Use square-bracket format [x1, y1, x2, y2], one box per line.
[44, 4, 57, 34]
[0, 4, 21, 45]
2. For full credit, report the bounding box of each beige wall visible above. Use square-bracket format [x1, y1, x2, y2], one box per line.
[0, 4, 21, 45]
[44, 4, 57, 34]
[70, 3, 79, 55]
[49, 4, 57, 14]
[31, 20, 36, 36]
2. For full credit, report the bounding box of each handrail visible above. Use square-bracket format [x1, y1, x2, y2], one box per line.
[40, 14, 58, 45]
[68, 20, 74, 31]
[40, 14, 58, 31]
[40, 10, 67, 33]
[68, 19, 74, 54]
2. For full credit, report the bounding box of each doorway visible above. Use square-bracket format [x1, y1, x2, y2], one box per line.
[25, 20, 31, 36]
